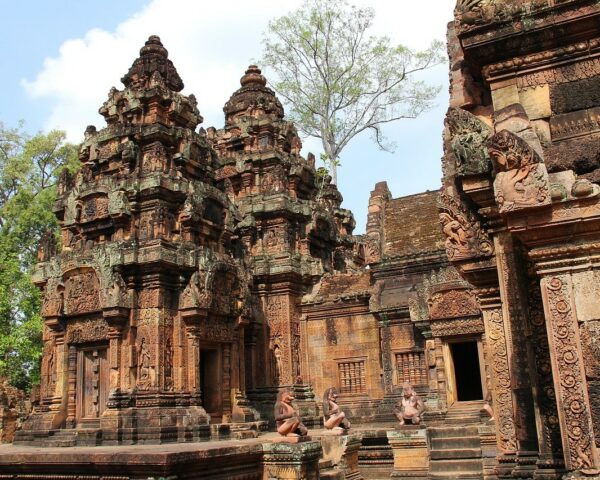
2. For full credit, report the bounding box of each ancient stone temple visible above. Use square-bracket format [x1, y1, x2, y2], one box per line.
[2, 1, 600, 479]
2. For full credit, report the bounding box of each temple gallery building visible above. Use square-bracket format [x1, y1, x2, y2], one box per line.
[1, 1, 600, 479]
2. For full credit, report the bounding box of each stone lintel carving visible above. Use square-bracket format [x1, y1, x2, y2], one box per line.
[446, 107, 492, 176]
[428, 287, 480, 320]
[66, 317, 110, 344]
[488, 130, 550, 213]
[430, 317, 485, 337]
[438, 190, 494, 261]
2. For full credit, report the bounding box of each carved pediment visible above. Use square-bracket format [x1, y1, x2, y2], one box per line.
[488, 129, 542, 172]
[446, 107, 492, 176]
[63, 269, 101, 316]
[438, 190, 494, 261]
[180, 271, 209, 311]
[101, 271, 131, 310]
[488, 130, 551, 212]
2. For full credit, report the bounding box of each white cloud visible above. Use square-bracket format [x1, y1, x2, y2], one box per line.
[22, 0, 457, 231]
[23, 0, 456, 143]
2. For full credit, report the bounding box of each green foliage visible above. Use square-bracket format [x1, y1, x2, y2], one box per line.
[0, 122, 78, 390]
[261, 0, 444, 184]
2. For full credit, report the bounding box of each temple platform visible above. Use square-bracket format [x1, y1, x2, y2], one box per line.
[0, 431, 362, 479]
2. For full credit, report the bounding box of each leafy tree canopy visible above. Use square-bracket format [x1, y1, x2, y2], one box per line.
[0, 122, 78, 390]
[261, 0, 444, 184]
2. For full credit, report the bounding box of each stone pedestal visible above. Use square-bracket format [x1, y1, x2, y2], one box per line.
[387, 426, 429, 479]
[316, 431, 363, 480]
[479, 423, 500, 480]
[262, 440, 321, 479]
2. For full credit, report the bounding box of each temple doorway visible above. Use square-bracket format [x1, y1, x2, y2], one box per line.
[200, 347, 222, 421]
[76, 344, 109, 425]
[444, 339, 484, 404]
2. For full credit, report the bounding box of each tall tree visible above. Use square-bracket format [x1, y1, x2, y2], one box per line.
[0, 122, 78, 390]
[261, 0, 444, 184]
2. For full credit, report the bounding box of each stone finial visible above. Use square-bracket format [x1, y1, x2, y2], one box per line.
[223, 65, 284, 122]
[240, 65, 267, 88]
[121, 35, 184, 92]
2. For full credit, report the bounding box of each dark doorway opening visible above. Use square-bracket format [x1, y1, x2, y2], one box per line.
[200, 349, 221, 419]
[450, 341, 483, 401]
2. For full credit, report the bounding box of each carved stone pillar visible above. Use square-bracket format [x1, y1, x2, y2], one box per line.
[526, 275, 565, 479]
[538, 272, 600, 474]
[245, 323, 259, 389]
[433, 337, 448, 412]
[387, 427, 429, 479]
[494, 232, 540, 476]
[263, 293, 298, 386]
[186, 327, 201, 404]
[66, 344, 77, 428]
[379, 317, 394, 394]
[222, 343, 232, 419]
[477, 288, 518, 475]
[108, 328, 122, 390]
[237, 325, 246, 393]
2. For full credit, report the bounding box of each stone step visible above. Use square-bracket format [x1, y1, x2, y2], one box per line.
[443, 416, 482, 425]
[319, 470, 344, 480]
[429, 458, 484, 474]
[430, 448, 482, 460]
[428, 426, 479, 438]
[430, 435, 480, 449]
[232, 430, 258, 440]
[429, 473, 483, 479]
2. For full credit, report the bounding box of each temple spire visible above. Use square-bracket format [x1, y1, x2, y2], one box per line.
[121, 35, 184, 92]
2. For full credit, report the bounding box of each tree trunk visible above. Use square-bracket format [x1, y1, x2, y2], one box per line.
[330, 159, 338, 186]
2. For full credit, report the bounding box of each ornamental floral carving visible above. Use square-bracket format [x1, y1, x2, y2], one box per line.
[438, 190, 494, 261]
[543, 275, 599, 472]
[445, 107, 492, 176]
[484, 308, 517, 453]
[488, 130, 550, 213]
[66, 317, 110, 344]
[527, 276, 563, 458]
[428, 288, 480, 320]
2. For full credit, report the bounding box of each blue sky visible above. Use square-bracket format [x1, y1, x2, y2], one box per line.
[1, 0, 456, 233]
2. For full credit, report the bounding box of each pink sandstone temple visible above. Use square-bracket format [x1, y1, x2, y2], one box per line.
[1, 0, 600, 478]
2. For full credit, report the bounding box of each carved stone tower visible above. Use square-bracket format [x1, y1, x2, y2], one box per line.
[213, 65, 357, 392]
[17, 36, 259, 445]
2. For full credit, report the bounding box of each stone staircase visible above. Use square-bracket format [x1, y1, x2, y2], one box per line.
[46, 429, 78, 447]
[443, 400, 486, 425]
[428, 425, 484, 479]
[319, 458, 344, 479]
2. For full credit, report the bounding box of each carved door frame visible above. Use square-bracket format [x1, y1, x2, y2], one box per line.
[199, 343, 223, 421]
[75, 342, 109, 426]
[443, 336, 487, 406]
